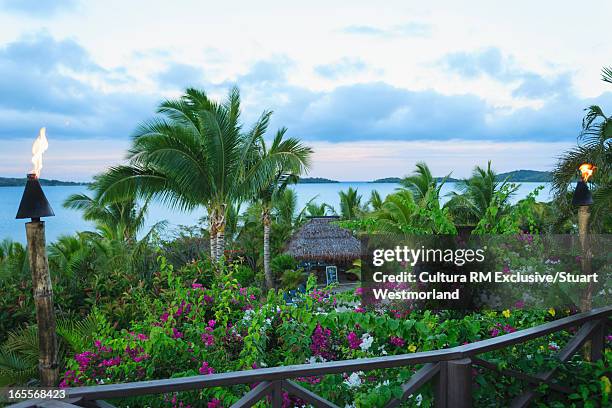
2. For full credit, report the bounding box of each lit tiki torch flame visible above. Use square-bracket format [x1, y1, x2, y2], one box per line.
[15, 128, 58, 387]
[572, 163, 594, 207]
[578, 163, 595, 183]
[31, 127, 49, 178]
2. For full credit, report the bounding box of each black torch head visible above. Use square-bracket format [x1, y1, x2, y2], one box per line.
[572, 180, 594, 206]
[16, 173, 55, 219]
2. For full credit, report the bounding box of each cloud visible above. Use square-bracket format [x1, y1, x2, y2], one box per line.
[315, 57, 368, 79]
[440, 47, 575, 100]
[237, 56, 292, 85]
[0, 33, 157, 140]
[0, 0, 76, 16]
[268, 80, 612, 143]
[341, 22, 431, 38]
[440, 47, 512, 79]
[512, 72, 573, 99]
[156, 63, 206, 89]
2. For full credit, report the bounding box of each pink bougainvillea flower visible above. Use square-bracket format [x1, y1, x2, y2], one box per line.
[207, 398, 222, 408]
[310, 323, 333, 360]
[199, 361, 215, 375]
[172, 328, 184, 339]
[192, 283, 203, 289]
[503, 324, 516, 333]
[201, 331, 215, 347]
[347, 332, 362, 350]
[389, 336, 405, 347]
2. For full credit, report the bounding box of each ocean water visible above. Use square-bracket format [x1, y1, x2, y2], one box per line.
[0, 182, 552, 244]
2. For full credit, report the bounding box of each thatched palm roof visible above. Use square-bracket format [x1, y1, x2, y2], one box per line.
[285, 216, 360, 262]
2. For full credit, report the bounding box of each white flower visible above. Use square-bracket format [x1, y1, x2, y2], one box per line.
[344, 404, 356, 408]
[408, 393, 423, 406]
[306, 356, 327, 364]
[378, 345, 388, 355]
[242, 309, 255, 321]
[360, 333, 374, 351]
[344, 372, 363, 389]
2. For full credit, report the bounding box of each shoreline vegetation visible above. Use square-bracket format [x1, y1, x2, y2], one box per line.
[0, 169, 552, 187]
[0, 177, 89, 187]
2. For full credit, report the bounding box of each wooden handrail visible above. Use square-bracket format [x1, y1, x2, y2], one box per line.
[7, 306, 611, 408]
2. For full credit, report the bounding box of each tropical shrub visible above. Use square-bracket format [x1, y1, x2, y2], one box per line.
[270, 254, 298, 281]
[279, 269, 305, 289]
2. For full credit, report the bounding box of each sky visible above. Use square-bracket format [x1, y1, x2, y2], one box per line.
[0, 0, 611, 181]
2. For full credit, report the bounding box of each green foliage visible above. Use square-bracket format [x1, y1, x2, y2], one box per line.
[270, 254, 298, 280]
[279, 268, 305, 289]
[473, 185, 542, 234]
[0, 311, 107, 386]
[338, 187, 365, 220]
[232, 264, 256, 287]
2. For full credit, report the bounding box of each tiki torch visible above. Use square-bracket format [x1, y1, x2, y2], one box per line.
[15, 128, 58, 387]
[572, 163, 594, 312]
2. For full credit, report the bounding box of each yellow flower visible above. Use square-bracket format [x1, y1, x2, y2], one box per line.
[601, 376, 611, 394]
[548, 308, 556, 317]
[502, 309, 511, 318]
[408, 344, 417, 353]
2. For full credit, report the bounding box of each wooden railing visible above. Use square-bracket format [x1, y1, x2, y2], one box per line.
[8, 306, 611, 408]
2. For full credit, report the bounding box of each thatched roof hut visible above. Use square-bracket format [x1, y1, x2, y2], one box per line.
[285, 216, 360, 263]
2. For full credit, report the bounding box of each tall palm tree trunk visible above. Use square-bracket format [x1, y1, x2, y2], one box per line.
[262, 208, 273, 289]
[213, 204, 227, 261]
[209, 210, 217, 261]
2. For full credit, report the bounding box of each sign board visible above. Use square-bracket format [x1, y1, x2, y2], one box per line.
[326, 265, 338, 285]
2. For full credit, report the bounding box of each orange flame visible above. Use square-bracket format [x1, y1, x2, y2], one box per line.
[31, 127, 49, 178]
[578, 163, 595, 182]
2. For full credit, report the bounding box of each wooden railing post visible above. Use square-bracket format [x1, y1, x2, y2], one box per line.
[589, 319, 605, 361]
[271, 380, 283, 407]
[435, 358, 472, 408]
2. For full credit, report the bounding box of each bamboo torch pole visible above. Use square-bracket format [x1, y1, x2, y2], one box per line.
[26, 218, 59, 386]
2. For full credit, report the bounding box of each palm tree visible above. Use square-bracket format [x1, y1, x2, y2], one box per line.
[0, 239, 28, 279]
[338, 187, 364, 220]
[304, 201, 336, 217]
[400, 162, 449, 203]
[64, 184, 150, 243]
[367, 189, 456, 234]
[369, 190, 383, 211]
[552, 66, 611, 232]
[94, 87, 287, 261]
[447, 161, 516, 225]
[253, 129, 312, 289]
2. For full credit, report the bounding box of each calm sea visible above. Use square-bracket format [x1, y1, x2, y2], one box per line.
[0, 182, 552, 243]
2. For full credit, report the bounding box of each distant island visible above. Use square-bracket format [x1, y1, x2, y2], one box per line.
[298, 177, 339, 183]
[0, 170, 552, 187]
[372, 170, 552, 183]
[0, 177, 89, 187]
[496, 170, 552, 182]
